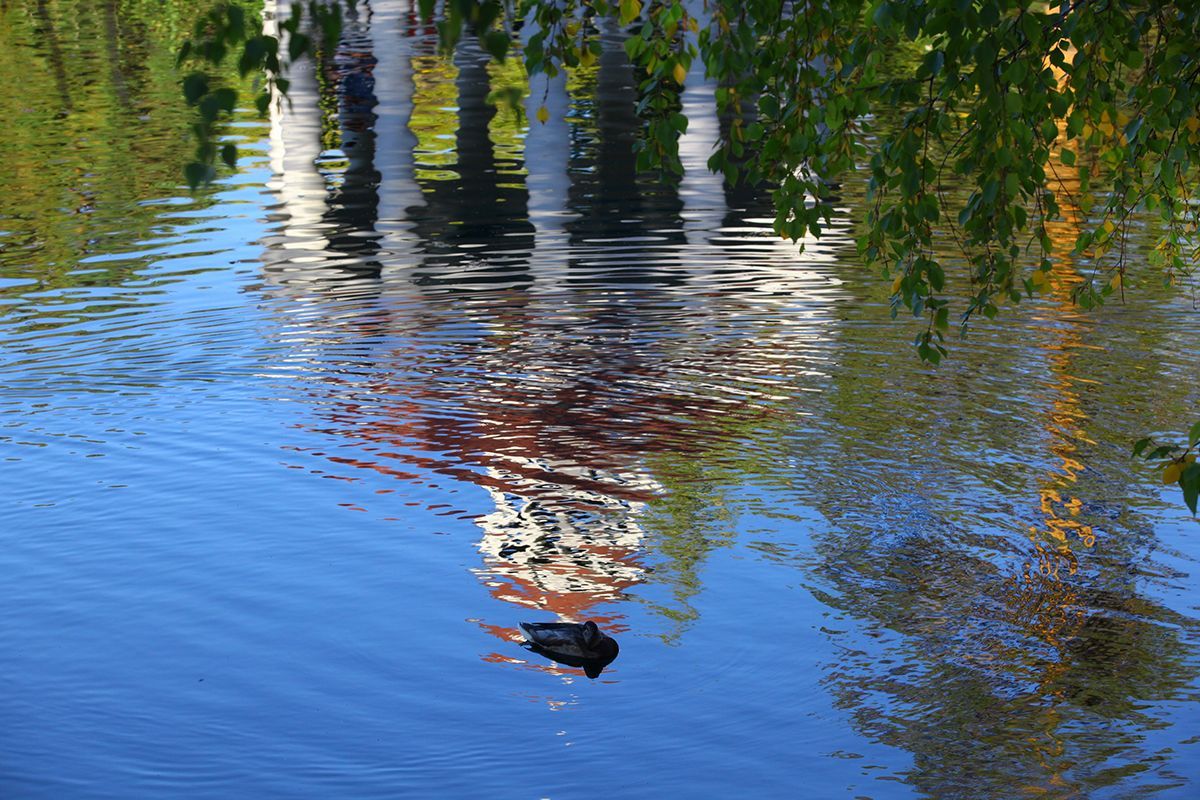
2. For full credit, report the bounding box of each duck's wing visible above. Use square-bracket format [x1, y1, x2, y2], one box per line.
[519, 622, 588, 652]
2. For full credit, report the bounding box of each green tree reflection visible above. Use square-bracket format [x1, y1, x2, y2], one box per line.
[0, 0, 260, 302]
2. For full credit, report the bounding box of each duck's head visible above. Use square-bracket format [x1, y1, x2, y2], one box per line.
[592, 634, 619, 661]
[582, 621, 619, 661]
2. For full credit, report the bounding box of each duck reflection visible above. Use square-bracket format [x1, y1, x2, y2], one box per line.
[520, 644, 614, 679]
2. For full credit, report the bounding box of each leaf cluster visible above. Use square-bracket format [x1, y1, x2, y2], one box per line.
[1133, 421, 1200, 514]
[700, 0, 1200, 362]
[176, 1, 354, 187]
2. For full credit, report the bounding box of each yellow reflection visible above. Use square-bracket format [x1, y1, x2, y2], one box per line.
[409, 55, 460, 182]
[1000, 117, 1094, 790]
[1025, 118, 1095, 582]
[486, 52, 529, 184]
[564, 61, 599, 122]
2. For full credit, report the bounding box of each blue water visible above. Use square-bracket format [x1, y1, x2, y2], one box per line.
[3, 1, 1200, 797]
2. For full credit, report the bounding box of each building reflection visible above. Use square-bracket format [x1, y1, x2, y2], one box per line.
[259, 0, 846, 681]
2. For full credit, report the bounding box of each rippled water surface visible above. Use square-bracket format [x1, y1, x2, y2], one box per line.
[4, 2, 1200, 798]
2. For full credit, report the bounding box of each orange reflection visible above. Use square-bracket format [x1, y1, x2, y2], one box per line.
[999, 119, 1096, 784]
[1025, 119, 1096, 582]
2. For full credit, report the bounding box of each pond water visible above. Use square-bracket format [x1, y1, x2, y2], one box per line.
[3, 2, 1200, 798]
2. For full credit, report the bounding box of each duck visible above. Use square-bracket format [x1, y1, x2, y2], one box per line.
[518, 620, 619, 678]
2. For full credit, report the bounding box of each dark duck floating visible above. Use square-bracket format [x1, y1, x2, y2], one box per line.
[519, 620, 619, 679]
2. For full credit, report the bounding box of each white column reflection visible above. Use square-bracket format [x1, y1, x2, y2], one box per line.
[263, 2, 335, 280]
[522, 68, 574, 278]
[371, 0, 424, 264]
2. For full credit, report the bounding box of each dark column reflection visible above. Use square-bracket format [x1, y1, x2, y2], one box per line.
[32, 0, 73, 114]
[564, 20, 686, 289]
[407, 39, 534, 290]
[315, 2, 384, 274]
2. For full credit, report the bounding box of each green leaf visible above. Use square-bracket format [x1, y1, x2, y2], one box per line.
[199, 95, 222, 122]
[239, 37, 266, 77]
[1189, 421, 1200, 446]
[1020, 13, 1042, 47]
[185, 161, 211, 190]
[927, 261, 945, 291]
[619, 0, 642, 25]
[1004, 172, 1019, 197]
[483, 30, 509, 60]
[1181, 463, 1200, 515]
[226, 5, 246, 38]
[183, 73, 209, 105]
[921, 50, 945, 78]
[289, 33, 311, 62]
[1066, 110, 1084, 138]
[1132, 437, 1152, 458]
[213, 88, 238, 113]
[873, 1, 894, 27]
